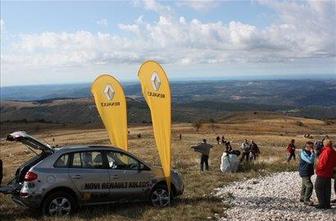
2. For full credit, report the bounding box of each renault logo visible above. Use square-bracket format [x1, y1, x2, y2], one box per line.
[151, 72, 161, 91]
[104, 84, 115, 101]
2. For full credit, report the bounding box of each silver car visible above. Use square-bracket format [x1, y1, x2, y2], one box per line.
[0, 131, 184, 216]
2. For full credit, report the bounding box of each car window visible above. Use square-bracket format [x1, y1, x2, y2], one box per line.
[71, 151, 104, 169]
[54, 154, 70, 168]
[106, 152, 140, 170]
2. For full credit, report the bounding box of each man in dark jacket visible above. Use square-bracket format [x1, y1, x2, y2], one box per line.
[315, 139, 336, 209]
[191, 139, 213, 171]
[250, 140, 260, 160]
[299, 141, 315, 206]
[287, 139, 296, 162]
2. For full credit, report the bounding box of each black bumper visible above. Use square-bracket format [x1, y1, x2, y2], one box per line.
[11, 195, 41, 209]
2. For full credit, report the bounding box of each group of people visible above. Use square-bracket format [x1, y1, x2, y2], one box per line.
[240, 139, 260, 162]
[192, 136, 261, 172]
[298, 138, 336, 209]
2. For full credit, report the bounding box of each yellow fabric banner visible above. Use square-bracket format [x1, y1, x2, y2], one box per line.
[91, 74, 128, 150]
[138, 61, 172, 191]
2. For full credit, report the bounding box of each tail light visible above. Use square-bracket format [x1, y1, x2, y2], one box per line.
[24, 171, 38, 182]
[20, 192, 29, 197]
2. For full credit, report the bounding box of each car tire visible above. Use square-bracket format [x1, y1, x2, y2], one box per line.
[150, 184, 171, 207]
[41, 191, 77, 216]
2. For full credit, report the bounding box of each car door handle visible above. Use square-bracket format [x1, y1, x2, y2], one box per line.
[71, 175, 82, 179]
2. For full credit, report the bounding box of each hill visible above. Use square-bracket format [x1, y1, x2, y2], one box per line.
[1, 80, 335, 122]
[1, 113, 335, 221]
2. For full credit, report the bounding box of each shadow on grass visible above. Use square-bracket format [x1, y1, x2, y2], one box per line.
[0, 195, 227, 221]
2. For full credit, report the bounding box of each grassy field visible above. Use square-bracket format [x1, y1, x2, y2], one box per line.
[0, 112, 335, 221]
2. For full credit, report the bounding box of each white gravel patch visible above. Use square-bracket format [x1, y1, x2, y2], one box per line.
[216, 172, 336, 221]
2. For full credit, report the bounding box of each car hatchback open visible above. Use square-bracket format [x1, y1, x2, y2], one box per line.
[0, 131, 183, 216]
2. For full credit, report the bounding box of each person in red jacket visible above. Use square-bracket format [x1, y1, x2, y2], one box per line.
[287, 139, 296, 162]
[315, 139, 336, 209]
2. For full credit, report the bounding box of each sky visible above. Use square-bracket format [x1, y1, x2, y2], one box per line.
[0, 0, 335, 86]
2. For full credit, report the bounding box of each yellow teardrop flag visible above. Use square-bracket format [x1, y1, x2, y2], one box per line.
[91, 74, 128, 150]
[138, 61, 172, 191]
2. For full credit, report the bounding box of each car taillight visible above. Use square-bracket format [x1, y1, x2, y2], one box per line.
[24, 171, 38, 182]
[20, 192, 29, 197]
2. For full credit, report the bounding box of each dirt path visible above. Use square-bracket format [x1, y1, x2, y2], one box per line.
[216, 172, 336, 221]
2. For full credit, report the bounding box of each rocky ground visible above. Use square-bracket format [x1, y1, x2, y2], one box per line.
[216, 172, 336, 221]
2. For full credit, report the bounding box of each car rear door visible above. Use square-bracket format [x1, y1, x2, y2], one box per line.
[68, 150, 110, 204]
[105, 151, 153, 201]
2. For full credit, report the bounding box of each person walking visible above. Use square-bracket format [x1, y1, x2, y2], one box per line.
[287, 139, 296, 162]
[315, 139, 336, 209]
[299, 141, 315, 206]
[240, 139, 250, 162]
[191, 139, 213, 171]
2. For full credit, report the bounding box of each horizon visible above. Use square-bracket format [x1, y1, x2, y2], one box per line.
[1, 0, 335, 86]
[1, 73, 336, 88]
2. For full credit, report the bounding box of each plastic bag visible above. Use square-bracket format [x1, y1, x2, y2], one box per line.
[220, 152, 239, 173]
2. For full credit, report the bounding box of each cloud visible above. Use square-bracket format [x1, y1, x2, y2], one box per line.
[97, 18, 108, 27]
[0, 18, 4, 33]
[140, 0, 172, 16]
[1, 0, 335, 69]
[177, 0, 220, 11]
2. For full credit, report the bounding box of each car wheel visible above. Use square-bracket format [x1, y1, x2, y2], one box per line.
[150, 184, 170, 207]
[42, 191, 77, 216]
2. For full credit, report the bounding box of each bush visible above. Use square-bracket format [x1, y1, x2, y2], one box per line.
[193, 120, 202, 132]
[295, 121, 304, 127]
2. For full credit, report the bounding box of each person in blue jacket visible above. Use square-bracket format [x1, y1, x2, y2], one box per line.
[299, 141, 315, 206]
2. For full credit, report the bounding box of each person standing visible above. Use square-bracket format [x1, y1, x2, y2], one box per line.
[225, 141, 233, 153]
[250, 140, 260, 160]
[191, 139, 213, 171]
[299, 141, 315, 206]
[287, 139, 296, 162]
[315, 139, 336, 209]
[216, 136, 220, 145]
[240, 139, 250, 162]
[221, 136, 225, 145]
[179, 134, 182, 141]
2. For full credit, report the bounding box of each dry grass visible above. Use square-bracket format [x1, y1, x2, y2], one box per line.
[0, 113, 335, 221]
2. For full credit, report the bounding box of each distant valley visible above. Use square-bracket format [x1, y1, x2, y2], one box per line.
[1, 80, 336, 125]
